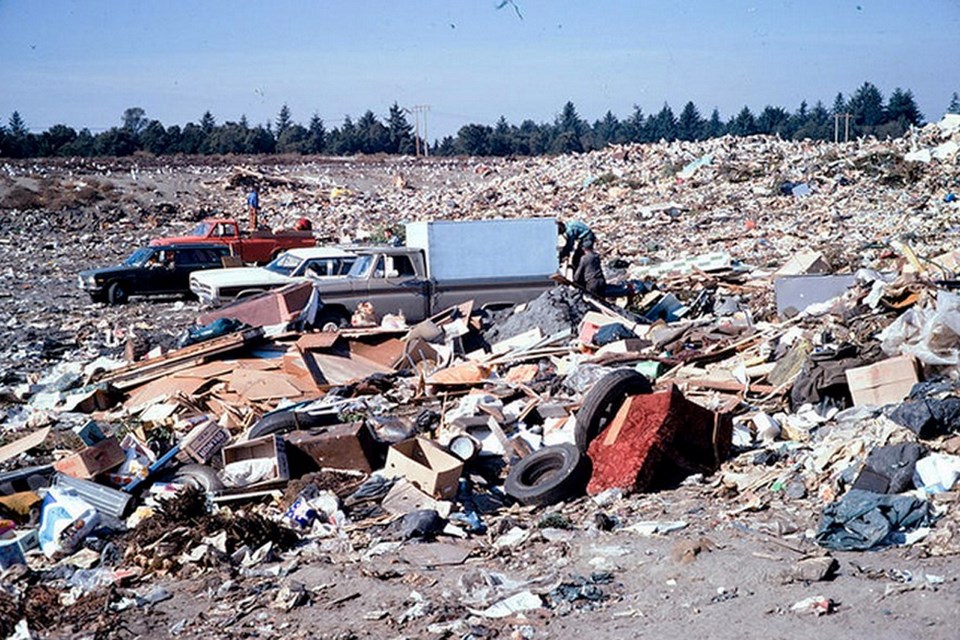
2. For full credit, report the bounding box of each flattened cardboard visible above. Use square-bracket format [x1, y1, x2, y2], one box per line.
[54, 436, 125, 479]
[383, 437, 464, 499]
[845, 356, 920, 407]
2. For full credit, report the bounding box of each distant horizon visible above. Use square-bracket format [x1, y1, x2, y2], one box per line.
[2, 1, 957, 139]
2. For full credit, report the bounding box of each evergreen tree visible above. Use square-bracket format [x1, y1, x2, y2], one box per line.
[455, 124, 493, 155]
[590, 111, 618, 147]
[8, 111, 28, 138]
[200, 111, 216, 134]
[356, 110, 389, 154]
[949, 92, 960, 115]
[676, 101, 703, 141]
[705, 108, 725, 138]
[276, 104, 292, 136]
[330, 116, 359, 155]
[489, 116, 514, 156]
[623, 105, 646, 143]
[307, 114, 326, 154]
[386, 103, 414, 154]
[551, 101, 585, 153]
[832, 92, 847, 115]
[277, 124, 309, 153]
[434, 135, 456, 156]
[849, 81, 885, 126]
[139, 120, 168, 154]
[648, 103, 677, 141]
[728, 106, 757, 137]
[756, 106, 790, 137]
[886, 88, 923, 126]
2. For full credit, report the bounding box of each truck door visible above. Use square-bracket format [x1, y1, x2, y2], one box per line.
[363, 254, 430, 323]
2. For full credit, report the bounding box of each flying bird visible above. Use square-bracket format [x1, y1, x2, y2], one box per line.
[495, 0, 523, 20]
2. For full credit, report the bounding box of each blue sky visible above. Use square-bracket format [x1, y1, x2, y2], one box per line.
[1, 1, 957, 140]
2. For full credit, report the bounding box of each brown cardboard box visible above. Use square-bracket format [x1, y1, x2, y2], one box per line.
[285, 422, 382, 473]
[222, 434, 289, 485]
[177, 419, 231, 463]
[845, 356, 920, 407]
[54, 436, 125, 479]
[383, 437, 464, 499]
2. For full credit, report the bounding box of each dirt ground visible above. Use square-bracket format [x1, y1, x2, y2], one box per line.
[0, 152, 957, 639]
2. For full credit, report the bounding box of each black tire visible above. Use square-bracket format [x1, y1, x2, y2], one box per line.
[107, 281, 128, 305]
[575, 369, 652, 452]
[315, 308, 349, 333]
[174, 464, 224, 492]
[504, 443, 588, 506]
[247, 406, 334, 439]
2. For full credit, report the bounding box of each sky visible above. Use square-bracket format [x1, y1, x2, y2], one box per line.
[1, 0, 957, 140]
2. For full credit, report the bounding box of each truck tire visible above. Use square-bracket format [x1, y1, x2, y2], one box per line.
[315, 308, 349, 333]
[107, 281, 128, 305]
[173, 464, 224, 492]
[575, 369, 652, 452]
[505, 443, 588, 506]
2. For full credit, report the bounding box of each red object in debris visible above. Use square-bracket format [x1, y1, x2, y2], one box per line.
[586, 384, 732, 495]
[745, 219, 757, 231]
[294, 217, 312, 231]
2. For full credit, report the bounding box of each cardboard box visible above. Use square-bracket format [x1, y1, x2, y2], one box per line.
[54, 436, 125, 479]
[383, 437, 464, 499]
[222, 434, 289, 485]
[285, 422, 382, 473]
[178, 419, 231, 463]
[845, 356, 920, 407]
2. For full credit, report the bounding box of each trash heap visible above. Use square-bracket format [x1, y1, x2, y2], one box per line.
[1, 119, 959, 636]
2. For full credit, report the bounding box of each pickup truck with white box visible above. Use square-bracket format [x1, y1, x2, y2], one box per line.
[307, 218, 559, 328]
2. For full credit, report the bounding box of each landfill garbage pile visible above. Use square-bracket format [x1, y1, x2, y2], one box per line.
[0, 118, 959, 638]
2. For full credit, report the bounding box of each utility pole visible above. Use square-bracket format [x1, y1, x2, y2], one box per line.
[409, 105, 431, 157]
[834, 113, 852, 143]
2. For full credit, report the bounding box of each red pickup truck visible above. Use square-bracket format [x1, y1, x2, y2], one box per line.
[151, 218, 316, 264]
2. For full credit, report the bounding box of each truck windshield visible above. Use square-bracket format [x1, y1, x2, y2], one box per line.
[125, 248, 154, 267]
[347, 254, 374, 278]
[264, 253, 303, 277]
[190, 222, 213, 237]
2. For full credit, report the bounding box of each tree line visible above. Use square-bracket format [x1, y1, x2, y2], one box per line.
[2, 83, 958, 160]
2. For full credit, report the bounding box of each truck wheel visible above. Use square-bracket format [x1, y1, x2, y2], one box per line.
[504, 443, 588, 506]
[575, 369, 652, 452]
[107, 281, 128, 305]
[316, 309, 349, 333]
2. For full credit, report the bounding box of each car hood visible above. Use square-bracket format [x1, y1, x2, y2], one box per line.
[191, 267, 290, 287]
[79, 265, 137, 279]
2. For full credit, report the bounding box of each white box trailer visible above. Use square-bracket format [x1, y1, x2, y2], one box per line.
[405, 218, 558, 281]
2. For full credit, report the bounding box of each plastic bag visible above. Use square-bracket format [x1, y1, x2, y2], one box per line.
[38, 487, 100, 557]
[880, 290, 960, 366]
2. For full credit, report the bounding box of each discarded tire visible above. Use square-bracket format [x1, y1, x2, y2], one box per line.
[504, 443, 588, 506]
[247, 405, 333, 439]
[575, 369, 652, 452]
[173, 464, 224, 492]
[107, 281, 128, 305]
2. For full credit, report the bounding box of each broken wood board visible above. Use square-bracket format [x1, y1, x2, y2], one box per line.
[0, 427, 51, 464]
[99, 328, 263, 391]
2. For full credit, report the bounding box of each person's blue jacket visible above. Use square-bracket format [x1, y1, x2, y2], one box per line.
[559, 220, 595, 260]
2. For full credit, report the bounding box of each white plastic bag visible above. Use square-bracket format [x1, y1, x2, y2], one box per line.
[38, 486, 100, 557]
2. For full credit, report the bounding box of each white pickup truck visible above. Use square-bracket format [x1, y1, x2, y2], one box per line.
[189, 246, 356, 306]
